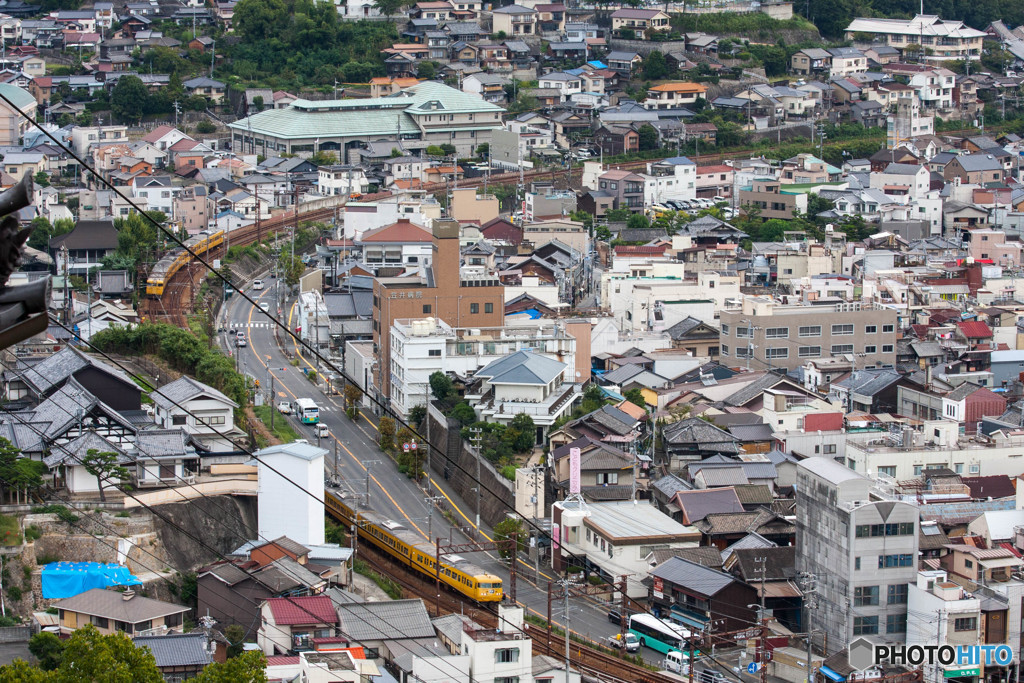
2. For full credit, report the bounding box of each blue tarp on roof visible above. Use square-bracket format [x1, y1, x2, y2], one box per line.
[820, 666, 845, 682]
[41, 562, 142, 599]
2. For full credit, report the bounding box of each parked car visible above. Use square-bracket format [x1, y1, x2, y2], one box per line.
[608, 633, 640, 652]
[664, 651, 691, 675]
[699, 670, 727, 683]
[252, 279, 264, 291]
[278, 401, 292, 415]
[235, 333, 247, 348]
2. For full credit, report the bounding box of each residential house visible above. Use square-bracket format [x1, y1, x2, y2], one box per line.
[827, 47, 868, 77]
[844, 14, 985, 62]
[550, 437, 637, 501]
[491, 5, 536, 36]
[54, 588, 189, 636]
[132, 633, 214, 680]
[648, 557, 758, 631]
[643, 82, 707, 110]
[597, 168, 644, 211]
[605, 50, 642, 76]
[943, 153, 1004, 184]
[183, 77, 226, 105]
[151, 376, 244, 451]
[611, 8, 669, 35]
[257, 595, 339, 655]
[791, 48, 831, 76]
[131, 175, 178, 218]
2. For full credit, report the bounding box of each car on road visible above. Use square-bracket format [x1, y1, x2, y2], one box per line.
[259, 302, 269, 312]
[316, 423, 330, 438]
[278, 401, 292, 415]
[235, 332, 246, 347]
[663, 651, 690, 675]
[699, 669, 727, 683]
[607, 633, 640, 652]
[607, 609, 634, 624]
[252, 279, 264, 291]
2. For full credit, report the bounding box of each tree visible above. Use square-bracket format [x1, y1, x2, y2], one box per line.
[475, 143, 490, 158]
[605, 208, 631, 222]
[395, 426, 423, 478]
[252, 95, 264, 112]
[282, 253, 304, 286]
[450, 401, 477, 427]
[189, 650, 267, 682]
[643, 50, 670, 80]
[408, 405, 426, 431]
[82, 449, 131, 502]
[0, 624, 165, 681]
[378, 415, 396, 451]
[373, 0, 405, 18]
[28, 632, 63, 671]
[417, 61, 436, 79]
[494, 517, 527, 560]
[626, 213, 650, 230]
[224, 624, 246, 660]
[623, 387, 646, 409]
[507, 413, 536, 452]
[234, 0, 289, 42]
[110, 75, 148, 124]
[309, 150, 337, 166]
[343, 383, 362, 419]
[33, 171, 49, 188]
[429, 371, 453, 402]
[439, 143, 456, 156]
[637, 124, 659, 151]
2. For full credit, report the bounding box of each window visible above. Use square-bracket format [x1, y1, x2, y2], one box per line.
[799, 346, 821, 358]
[470, 303, 479, 314]
[965, 559, 974, 569]
[954, 463, 963, 474]
[914, 465, 923, 476]
[495, 648, 520, 664]
[596, 472, 619, 485]
[721, 344, 729, 356]
[799, 326, 822, 337]
[92, 616, 109, 629]
[855, 557, 861, 570]
[854, 586, 879, 606]
[485, 303, 493, 314]
[735, 347, 750, 359]
[954, 617, 977, 632]
[878, 554, 914, 568]
[878, 466, 896, 477]
[721, 324, 730, 335]
[970, 464, 980, 474]
[832, 324, 854, 336]
[865, 325, 877, 334]
[882, 345, 894, 353]
[496, 678, 521, 683]
[172, 415, 187, 426]
[423, 304, 432, 314]
[766, 347, 788, 359]
[735, 327, 752, 339]
[887, 614, 907, 634]
[853, 616, 878, 635]
[864, 345, 877, 354]
[855, 523, 914, 538]
[831, 344, 853, 355]
[766, 327, 789, 338]
[883, 324, 895, 333]
[888, 584, 908, 604]
[428, 349, 441, 357]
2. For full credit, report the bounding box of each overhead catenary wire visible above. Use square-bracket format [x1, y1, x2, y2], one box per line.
[0, 90, 774, 663]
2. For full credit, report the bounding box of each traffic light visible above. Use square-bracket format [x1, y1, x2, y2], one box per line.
[0, 175, 48, 351]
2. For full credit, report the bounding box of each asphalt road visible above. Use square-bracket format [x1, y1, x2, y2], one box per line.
[219, 274, 642, 659]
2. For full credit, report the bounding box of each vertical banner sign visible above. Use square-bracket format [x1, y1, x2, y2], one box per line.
[569, 447, 581, 495]
[552, 523, 559, 551]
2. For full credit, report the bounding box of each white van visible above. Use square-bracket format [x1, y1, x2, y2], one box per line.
[664, 651, 690, 675]
[252, 279, 264, 291]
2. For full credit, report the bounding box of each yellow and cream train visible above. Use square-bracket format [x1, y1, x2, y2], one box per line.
[325, 490, 503, 603]
[145, 230, 225, 297]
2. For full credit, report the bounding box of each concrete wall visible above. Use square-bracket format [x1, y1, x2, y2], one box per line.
[426, 404, 515, 531]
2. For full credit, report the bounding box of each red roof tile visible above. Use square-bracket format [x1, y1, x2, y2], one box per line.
[142, 124, 177, 143]
[266, 656, 300, 666]
[359, 218, 432, 243]
[614, 245, 667, 255]
[957, 320, 993, 339]
[265, 596, 338, 626]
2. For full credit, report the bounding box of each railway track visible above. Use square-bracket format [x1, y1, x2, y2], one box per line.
[356, 541, 674, 683]
[140, 206, 340, 327]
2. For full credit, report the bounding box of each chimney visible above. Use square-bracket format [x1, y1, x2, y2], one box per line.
[122, 589, 136, 601]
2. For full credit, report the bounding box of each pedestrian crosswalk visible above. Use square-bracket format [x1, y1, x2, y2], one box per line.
[230, 322, 274, 329]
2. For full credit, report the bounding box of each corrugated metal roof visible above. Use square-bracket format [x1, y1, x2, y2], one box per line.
[651, 556, 736, 596]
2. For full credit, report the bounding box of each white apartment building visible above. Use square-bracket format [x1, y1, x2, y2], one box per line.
[602, 270, 741, 333]
[317, 164, 370, 196]
[71, 124, 128, 156]
[341, 194, 441, 242]
[388, 317, 578, 420]
[908, 69, 957, 111]
[844, 15, 985, 62]
[297, 290, 331, 350]
[869, 163, 931, 203]
[643, 156, 697, 206]
[131, 175, 179, 218]
[844, 428, 1024, 480]
[907, 571, 983, 683]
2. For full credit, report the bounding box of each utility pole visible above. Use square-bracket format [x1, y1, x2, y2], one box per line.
[469, 426, 483, 530]
[424, 495, 443, 543]
[363, 460, 381, 508]
[799, 573, 818, 683]
[755, 555, 768, 683]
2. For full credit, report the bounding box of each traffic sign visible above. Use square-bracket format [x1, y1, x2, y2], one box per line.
[747, 663, 760, 674]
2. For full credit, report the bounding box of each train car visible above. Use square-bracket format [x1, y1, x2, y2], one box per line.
[145, 230, 226, 297]
[325, 489, 502, 602]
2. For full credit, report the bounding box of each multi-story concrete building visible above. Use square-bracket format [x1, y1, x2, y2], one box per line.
[718, 297, 899, 372]
[738, 178, 809, 219]
[907, 570, 983, 683]
[844, 15, 985, 62]
[372, 219, 504, 404]
[643, 156, 697, 206]
[173, 185, 212, 234]
[387, 317, 587, 420]
[796, 457, 919, 649]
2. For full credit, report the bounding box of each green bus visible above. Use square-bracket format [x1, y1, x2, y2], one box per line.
[629, 614, 692, 655]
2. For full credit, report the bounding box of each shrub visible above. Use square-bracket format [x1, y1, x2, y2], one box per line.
[36, 554, 61, 566]
[24, 525, 41, 541]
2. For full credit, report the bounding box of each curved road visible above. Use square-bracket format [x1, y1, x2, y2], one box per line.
[220, 275, 651, 661]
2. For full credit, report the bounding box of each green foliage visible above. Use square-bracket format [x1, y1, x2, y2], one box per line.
[623, 388, 647, 409]
[282, 253, 305, 286]
[500, 465, 517, 481]
[24, 525, 41, 542]
[494, 517, 527, 559]
[353, 558, 403, 599]
[507, 413, 536, 452]
[82, 449, 131, 502]
[626, 213, 651, 230]
[605, 208, 631, 223]
[91, 323, 249, 407]
[450, 401, 477, 427]
[671, 11, 816, 37]
[395, 426, 423, 479]
[195, 120, 217, 134]
[429, 371, 453, 403]
[408, 404, 426, 432]
[378, 415, 396, 452]
[33, 171, 50, 188]
[189, 650, 268, 682]
[0, 438, 45, 506]
[28, 632, 63, 671]
[27, 217, 73, 252]
[642, 50, 671, 80]
[637, 124, 659, 151]
[0, 624, 164, 681]
[110, 75, 148, 124]
[253, 405, 300, 443]
[176, 572, 197, 611]
[224, 624, 247, 660]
